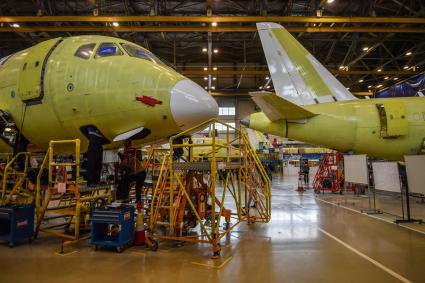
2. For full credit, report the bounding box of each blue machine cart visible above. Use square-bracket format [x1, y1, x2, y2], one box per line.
[0, 204, 35, 247]
[91, 205, 135, 253]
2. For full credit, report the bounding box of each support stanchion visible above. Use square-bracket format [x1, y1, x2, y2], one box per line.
[394, 163, 422, 224]
[361, 158, 382, 215]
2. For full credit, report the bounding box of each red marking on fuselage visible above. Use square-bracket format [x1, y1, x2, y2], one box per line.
[136, 96, 162, 107]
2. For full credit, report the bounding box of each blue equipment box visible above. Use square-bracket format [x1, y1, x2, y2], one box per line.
[0, 204, 35, 247]
[91, 205, 135, 253]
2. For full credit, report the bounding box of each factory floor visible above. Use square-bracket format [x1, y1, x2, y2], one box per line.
[1, 175, 425, 283]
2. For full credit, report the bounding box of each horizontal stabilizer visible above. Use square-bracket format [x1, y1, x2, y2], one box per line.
[250, 91, 316, 121]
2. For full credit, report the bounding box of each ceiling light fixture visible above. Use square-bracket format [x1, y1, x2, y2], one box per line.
[377, 69, 382, 72]
[358, 79, 364, 83]
[362, 47, 369, 51]
[202, 48, 207, 52]
[211, 22, 217, 27]
[384, 77, 389, 80]
[203, 67, 208, 71]
[213, 49, 219, 53]
[11, 23, 20, 28]
[405, 52, 412, 56]
[213, 67, 217, 71]
[403, 66, 409, 69]
[112, 22, 119, 27]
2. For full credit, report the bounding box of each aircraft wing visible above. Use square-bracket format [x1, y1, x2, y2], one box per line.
[250, 91, 316, 121]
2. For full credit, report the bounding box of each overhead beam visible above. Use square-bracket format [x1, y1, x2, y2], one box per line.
[2, 26, 425, 33]
[1, 16, 425, 24]
[181, 69, 420, 76]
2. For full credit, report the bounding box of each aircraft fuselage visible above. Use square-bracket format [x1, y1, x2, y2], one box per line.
[0, 36, 218, 152]
[248, 97, 425, 161]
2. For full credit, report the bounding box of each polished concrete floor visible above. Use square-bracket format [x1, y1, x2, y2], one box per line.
[1, 176, 425, 283]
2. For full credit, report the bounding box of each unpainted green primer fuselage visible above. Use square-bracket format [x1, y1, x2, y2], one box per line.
[0, 35, 214, 152]
[248, 97, 425, 161]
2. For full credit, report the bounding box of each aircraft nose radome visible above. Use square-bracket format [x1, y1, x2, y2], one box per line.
[170, 80, 218, 130]
[240, 116, 250, 127]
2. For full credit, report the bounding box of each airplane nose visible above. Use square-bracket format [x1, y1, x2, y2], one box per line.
[240, 116, 250, 127]
[170, 79, 218, 130]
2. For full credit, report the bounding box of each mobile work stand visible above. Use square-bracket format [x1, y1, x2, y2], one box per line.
[146, 118, 271, 258]
[35, 139, 112, 250]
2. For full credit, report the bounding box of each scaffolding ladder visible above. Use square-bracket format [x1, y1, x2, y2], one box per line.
[147, 119, 271, 257]
[0, 152, 32, 206]
[35, 139, 112, 248]
[313, 152, 344, 194]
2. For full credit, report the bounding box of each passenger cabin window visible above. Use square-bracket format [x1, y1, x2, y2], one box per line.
[95, 43, 123, 58]
[74, 43, 96, 60]
[120, 43, 166, 66]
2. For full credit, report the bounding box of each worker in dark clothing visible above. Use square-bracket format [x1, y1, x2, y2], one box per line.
[116, 153, 131, 201]
[116, 149, 146, 208]
[300, 157, 310, 185]
[86, 126, 104, 186]
[129, 150, 146, 205]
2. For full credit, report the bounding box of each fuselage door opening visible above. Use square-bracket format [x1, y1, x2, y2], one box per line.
[376, 102, 408, 138]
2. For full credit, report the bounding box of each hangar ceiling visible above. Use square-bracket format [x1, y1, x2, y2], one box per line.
[1, 0, 425, 96]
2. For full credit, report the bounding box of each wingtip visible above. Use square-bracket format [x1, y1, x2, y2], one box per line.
[256, 22, 284, 31]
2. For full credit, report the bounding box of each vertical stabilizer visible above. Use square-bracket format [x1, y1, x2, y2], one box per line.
[257, 22, 357, 106]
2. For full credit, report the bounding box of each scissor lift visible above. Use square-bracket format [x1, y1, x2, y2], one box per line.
[146, 119, 271, 257]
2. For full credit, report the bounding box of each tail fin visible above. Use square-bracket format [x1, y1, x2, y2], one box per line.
[257, 22, 356, 106]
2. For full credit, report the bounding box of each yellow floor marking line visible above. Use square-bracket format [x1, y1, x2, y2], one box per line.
[130, 250, 146, 256]
[191, 256, 233, 269]
[315, 197, 425, 236]
[318, 228, 412, 283]
[54, 250, 79, 257]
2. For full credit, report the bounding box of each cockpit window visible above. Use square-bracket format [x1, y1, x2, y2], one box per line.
[120, 43, 166, 66]
[74, 43, 96, 60]
[0, 54, 12, 65]
[95, 43, 123, 58]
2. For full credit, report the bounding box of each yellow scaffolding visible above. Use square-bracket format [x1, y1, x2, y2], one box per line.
[35, 139, 112, 248]
[0, 152, 32, 206]
[147, 119, 271, 257]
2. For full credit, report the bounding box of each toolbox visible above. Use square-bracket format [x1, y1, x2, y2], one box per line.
[0, 204, 35, 247]
[91, 204, 135, 252]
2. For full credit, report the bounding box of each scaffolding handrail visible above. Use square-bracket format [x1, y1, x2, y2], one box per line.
[0, 151, 31, 206]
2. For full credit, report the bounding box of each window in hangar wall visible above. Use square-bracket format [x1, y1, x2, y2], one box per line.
[219, 107, 236, 116]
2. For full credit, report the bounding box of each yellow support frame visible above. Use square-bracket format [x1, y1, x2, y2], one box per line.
[147, 118, 271, 257]
[35, 139, 112, 248]
[0, 152, 31, 206]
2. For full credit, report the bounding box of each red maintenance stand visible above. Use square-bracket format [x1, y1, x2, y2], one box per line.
[313, 152, 345, 194]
